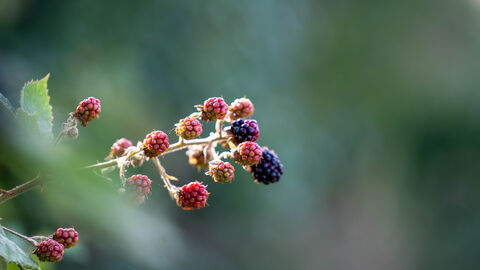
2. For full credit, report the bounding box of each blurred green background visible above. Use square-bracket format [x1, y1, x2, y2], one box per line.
[1, 0, 480, 269]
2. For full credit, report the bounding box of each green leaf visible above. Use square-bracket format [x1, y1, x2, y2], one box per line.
[20, 74, 53, 138]
[0, 227, 40, 270]
[0, 92, 16, 118]
[16, 109, 41, 134]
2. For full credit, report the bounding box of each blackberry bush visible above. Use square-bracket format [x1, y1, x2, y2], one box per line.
[0, 77, 284, 269]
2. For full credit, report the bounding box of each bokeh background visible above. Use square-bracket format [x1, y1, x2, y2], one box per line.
[1, 0, 480, 269]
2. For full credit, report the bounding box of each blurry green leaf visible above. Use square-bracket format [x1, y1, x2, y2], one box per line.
[0, 226, 40, 270]
[0, 92, 16, 118]
[20, 74, 53, 138]
[16, 109, 41, 134]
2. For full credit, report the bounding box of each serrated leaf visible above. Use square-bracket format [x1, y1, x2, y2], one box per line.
[0, 226, 40, 270]
[0, 92, 16, 118]
[20, 74, 53, 138]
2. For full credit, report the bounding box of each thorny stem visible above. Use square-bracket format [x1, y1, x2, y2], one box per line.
[1, 226, 38, 246]
[85, 133, 228, 170]
[0, 174, 45, 205]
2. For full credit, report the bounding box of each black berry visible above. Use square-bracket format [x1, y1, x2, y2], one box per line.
[250, 148, 283, 185]
[226, 119, 259, 145]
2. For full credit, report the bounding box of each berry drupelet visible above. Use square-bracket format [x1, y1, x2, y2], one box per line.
[250, 148, 283, 185]
[225, 119, 260, 145]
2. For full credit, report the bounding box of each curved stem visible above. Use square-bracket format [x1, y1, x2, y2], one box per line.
[1, 226, 38, 246]
[152, 157, 178, 198]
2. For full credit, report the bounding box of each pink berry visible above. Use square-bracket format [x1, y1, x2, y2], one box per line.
[142, 131, 169, 157]
[73, 97, 101, 126]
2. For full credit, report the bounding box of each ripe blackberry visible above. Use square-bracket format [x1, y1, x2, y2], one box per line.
[197, 97, 228, 121]
[229, 97, 254, 121]
[142, 131, 169, 157]
[110, 138, 133, 158]
[186, 145, 214, 169]
[34, 239, 64, 262]
[206, 160, 235, 182]
[176, 181, 209, 210]
[233, 141, 263, 166]
[52, 228, 79, 249]
[225, 119, 259, 145]
[73, 97, 101, 126]
[250, 148, 283, 185]
[175, 116, 203, 139]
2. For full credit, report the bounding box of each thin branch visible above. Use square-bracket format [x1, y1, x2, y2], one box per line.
[1, 226, 38, 246]
[152, 157, 178, 199]
[86, 133, 228, 170]
[0, 174, 45, 205]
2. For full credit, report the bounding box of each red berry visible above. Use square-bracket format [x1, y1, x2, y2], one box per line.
[233, 141, 263, 166]
[229, 97, 254, 121]
[52, 228, 79, 249]
[175, 116, 203, 139]
[73, 97, 101, 126]
[128, 174, 152, 204]
[142, 131, 169, 157]
[110, 138, 133, 158]
[198, 97, 228, 121]
[34, 239, 64, 262]
[128, 174, 152, 196]
[206, 160, 235, 182]
[176, 181, 209, 210]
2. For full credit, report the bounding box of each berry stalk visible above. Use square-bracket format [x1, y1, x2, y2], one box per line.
[1, 226, 38, 246]
[152, 157, 178, 198]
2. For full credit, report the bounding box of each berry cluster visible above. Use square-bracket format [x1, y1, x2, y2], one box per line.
[127, 174, 152, 204]
[109, 138, 133, 158]
[229, 97, 254, 120]
[233, 141, 263, 166]
[34, 227, 79, 263]
[250, 148, 284, 185]
[73, 97, 101, 126]
[98, 96, 282, 210]
[225, 119, 260, 145]
[206, 160, 235, 182]
[142, 131, 169, 157]
[53, 228, 79, 248]
[197, 97, 228, 121]
[175, 116, 203, 139]
[176, 181, 209, 210]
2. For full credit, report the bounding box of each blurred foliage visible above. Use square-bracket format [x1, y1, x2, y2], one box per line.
[1, 0, 480, 269]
